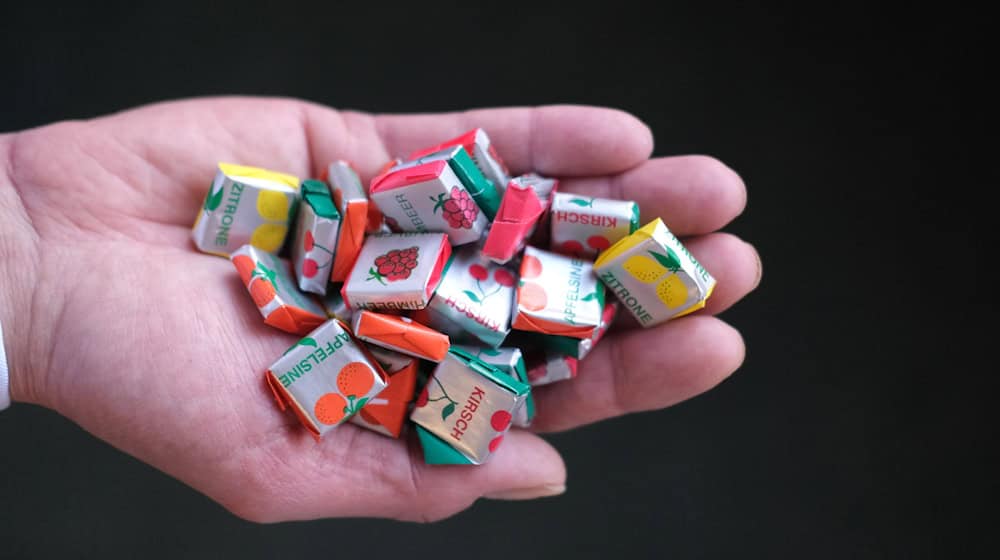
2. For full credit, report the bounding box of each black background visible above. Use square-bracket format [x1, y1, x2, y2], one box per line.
[0, 2, 993, 558]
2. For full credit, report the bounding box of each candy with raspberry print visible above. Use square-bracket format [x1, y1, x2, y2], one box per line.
[433, 186, 479, 230]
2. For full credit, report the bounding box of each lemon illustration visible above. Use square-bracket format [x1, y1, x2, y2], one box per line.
[656, 274, 689, 309]
[257, 190, 290, 221]
[251, 223, 288, 252]
[623, 254, 667, 283]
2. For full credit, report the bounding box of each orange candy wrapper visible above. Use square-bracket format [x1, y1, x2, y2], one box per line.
[350, 345, 419, 438]
[326, 161, 370, 282]
[351, 310, 450, 362]
[264, 319, 388, 438]
[231, 244, 326, 335]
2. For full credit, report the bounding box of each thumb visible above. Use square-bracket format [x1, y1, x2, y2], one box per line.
[401, 430, 567, 522]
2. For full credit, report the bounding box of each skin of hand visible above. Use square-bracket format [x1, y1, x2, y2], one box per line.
[0, 97, 761, 522]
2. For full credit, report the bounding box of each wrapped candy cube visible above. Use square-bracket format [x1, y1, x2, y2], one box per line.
[231, 244, 326, 335]
[412, 245, 516, 348]
[453, 345, 535, 427]
[350, 345, 419, 438]
[524, 348, 579, 386]
[408, 128, 510, 200]
[410, 348, 530, 465]
[327, 161, 370, 282]
[594, 218, 716, 326]
[264, 319, 388, 438]
[341, 233, 451, 311]
[292, 179, 341, 295]
[512, 246, 605, 339]
[549, 192, 640, 257]
[192, 163, 300, 256]
[481, 174, 559, 265]
[381, 146, 501, 220]
[351, 310, 450, 362]
[369, 158, 488, 245]
[541, 301, 619, 359]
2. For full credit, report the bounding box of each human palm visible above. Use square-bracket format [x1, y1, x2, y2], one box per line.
[0, 97, 760, 522]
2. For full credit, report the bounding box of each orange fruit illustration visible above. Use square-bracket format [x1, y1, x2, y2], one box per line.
[521, 254, 543, 279]
[232, 255, 256, 284]
[337, 361, 375, 398]
[249, 279, 276, 307]
[518, 282, 548, 311]
[314, 393, 347, 425]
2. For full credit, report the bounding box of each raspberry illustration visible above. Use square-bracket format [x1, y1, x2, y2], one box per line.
[367, 246, 419, 285]
[431, 186, 478, 230]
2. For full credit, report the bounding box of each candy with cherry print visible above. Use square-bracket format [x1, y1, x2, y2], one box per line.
[481, 173, 559, 265]
[407, 128, 510, 201]
[512, 246, 605, 339]
[350, 345, 419, 438]
[523, 347, 579, 387]
[192, 162, 300, 257]
[411, 245, 516, 348]
[264, 319, 388, 438]
[410, 348, 530, 465]
[231, 244, 326, 335]
[453, 345, 535, 427]
[325, 161, 371, 282]
[379, 146, 501, 220]
[351, 310, 450, 363]
[549, 192, 639, 258]
[368, 154, 488, 245]
[292, 179, 341, 295]
[341, 233, 451, 311]
[594, 218, 716, 327]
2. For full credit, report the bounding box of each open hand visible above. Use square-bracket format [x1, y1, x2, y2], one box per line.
[0, 97, 760, 522]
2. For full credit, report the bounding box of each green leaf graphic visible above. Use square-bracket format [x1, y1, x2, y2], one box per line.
[204, 182, 224, 211]
[299, 337, 318, 348]
[649, 249, 681, 272]
[441, 402, 456, 420]
[463, 290, 482, 303]
[355, 397, 369, 411]
[581, 292, 597, 302]
[569, 197, 593, 207]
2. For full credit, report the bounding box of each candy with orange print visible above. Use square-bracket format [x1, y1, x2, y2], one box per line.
[410, 348, 530, 465]
[264, 319, 387, 438]
[230, 244, 326, 336]
[512, 246, 605, 340]
[350, 345, 419, 438]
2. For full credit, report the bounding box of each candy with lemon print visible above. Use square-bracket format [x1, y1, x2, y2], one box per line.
[594, 218, 716, 327]
[191, 162, 300, 257]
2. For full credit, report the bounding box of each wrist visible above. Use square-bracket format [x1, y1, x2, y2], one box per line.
[1, 133, 43, 405]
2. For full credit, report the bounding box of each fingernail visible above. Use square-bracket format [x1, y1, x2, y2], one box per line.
[747, 242, 762, 289]
[483, 484, 566, 501]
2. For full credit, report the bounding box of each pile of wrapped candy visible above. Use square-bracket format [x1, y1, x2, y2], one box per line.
[191, 129, 715, 465]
